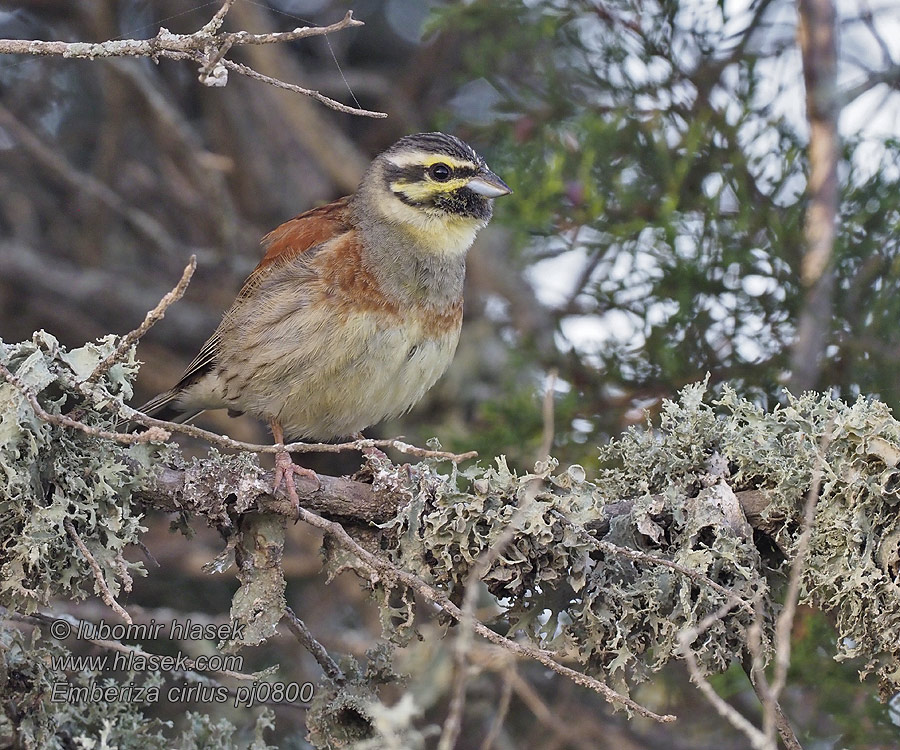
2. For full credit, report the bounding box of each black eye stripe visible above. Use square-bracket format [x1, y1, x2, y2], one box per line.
[384, 164, 424, 183]
[384, 162, 478, 192]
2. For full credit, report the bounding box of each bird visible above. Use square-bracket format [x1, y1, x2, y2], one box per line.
[137, 132, 511, 511]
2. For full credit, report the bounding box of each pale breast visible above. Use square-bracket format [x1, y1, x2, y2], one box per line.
[275, 312, 462, 439]
[206, 295, 462, 440]
[193, 225, 465, 439]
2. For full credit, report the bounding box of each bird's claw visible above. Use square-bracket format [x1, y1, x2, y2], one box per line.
[273, 450, 319, 519]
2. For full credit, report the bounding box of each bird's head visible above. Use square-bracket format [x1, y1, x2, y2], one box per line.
[356, 132, 512, 255]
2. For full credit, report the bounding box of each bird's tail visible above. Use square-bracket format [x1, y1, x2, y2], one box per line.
[125, 388, 204, 429]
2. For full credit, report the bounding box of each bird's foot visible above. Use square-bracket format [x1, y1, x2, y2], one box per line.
[273, 450, 319, 519]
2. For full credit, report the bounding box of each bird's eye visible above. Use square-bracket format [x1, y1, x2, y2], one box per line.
[429, 163, 452, 182]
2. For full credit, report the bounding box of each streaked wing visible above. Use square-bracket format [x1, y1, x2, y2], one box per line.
[171, 195, 353, 391]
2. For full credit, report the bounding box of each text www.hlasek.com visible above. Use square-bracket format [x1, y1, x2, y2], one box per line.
[49, 618, 314, 708]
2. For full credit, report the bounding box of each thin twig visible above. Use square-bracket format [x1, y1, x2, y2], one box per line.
[86, 257, 196, 385]
[551, 509, 755, 614]
[681, 637, 771, 749]
[439, 651, 471, 750]
[741, 657, 804, 750]
[677, 425, 832, 750]
[198, 37, 233, 85]
[479, 665, 515, 750]
[0, 360, 170, 446]
[440, 480, 543, 750]
[678, 598, 772, 750]
[292, 504, 675, 723]
[216, 57, 387, 118]
[0, 10, 386, 118]
[0, 11, 364, 57]
[125, 407, 476, 461]
[283, 607, 345, 684]
[771, 441, 827, 698]
[64, 519, 133, 626]
[536, 369, 557, 463]
[757, 427, 832, 749]
[200, 0, 237, 36]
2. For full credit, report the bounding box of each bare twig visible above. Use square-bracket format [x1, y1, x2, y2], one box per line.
[125, 406, 476, 461]
[136, 458, 779, 532]
[678, 427, 831, 750]
[838, 62, 900, 107]
[0, 360, 170, 446]
[292, 503, 675, 723]
[479, 665, 515, 750]
[64, 519, 133, 626]
[283, 607, 345, 684]
[742, 656, 804, 750]
[201, 0, 237, 36]
[0, 10, 385, 117]
[439, 650, 471, 750]
[758, 427, 832, 749]
[552, 509, 755, 614]
[536, 369, 558, 463]
[215, 58, 387, 118]
[439, 483, 540, 750]
[86, 257, 196, 385]
[859, 0, 894, 69]
[678, 598, 772, 750]
[0, 11, 363, 57]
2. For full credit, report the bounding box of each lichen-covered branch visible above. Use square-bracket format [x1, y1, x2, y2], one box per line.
[86, 257, 197, 385]
[5, 330, 900, 746]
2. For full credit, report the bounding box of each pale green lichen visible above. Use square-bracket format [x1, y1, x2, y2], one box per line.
[0, 332, 166, 613]
[371, 380, 900, 701]
[0, 622, 277, 749]
[5, 328, 900, 745]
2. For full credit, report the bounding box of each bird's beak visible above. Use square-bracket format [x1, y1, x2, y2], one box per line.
[467, 170, 512, 198]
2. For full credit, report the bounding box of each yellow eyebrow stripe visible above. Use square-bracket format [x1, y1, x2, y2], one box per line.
[391, 176, 470, 201]
[384, 151, 476, 170]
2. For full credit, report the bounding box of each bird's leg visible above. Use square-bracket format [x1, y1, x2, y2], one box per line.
[352, 431, 389, 461]
[269, 419, 319, 516]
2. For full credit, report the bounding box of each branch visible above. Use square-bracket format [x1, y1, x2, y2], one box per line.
[0, 9, 386, 118]
[291, 503, 676, 724]
[0, 11, 364, 57]
[0, 360, 170, 446]
[678, 600, 772, 750]
[838, 62, 900, 106]
[283, 607, 345, 684]
[125, 406, 476, 461]
[64, 519, 133, 625]
[134, 456, 777, 530]
[553, 509, 756, 614]
[789, 0, 840, 392]
[86, 257, 196, 385]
